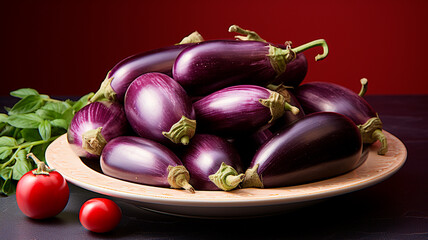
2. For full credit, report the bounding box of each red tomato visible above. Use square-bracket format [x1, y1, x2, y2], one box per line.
[79, 198, 122, 233]
[16, 169, 70, 219]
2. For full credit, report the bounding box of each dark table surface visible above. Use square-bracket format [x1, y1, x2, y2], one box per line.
[1, 95, 427, 240]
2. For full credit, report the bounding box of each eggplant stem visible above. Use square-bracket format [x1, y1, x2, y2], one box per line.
[372, 129, 388, 155]
[81, 127, 107, 156]
[242, 164, 263, 188]
[178, 31, 204, 45]
[284, 102, 300, 115]
[27, 153, 55, 175]
[358, 78, 369, 97]
[167, 165, 195, 193]
[208, 162, 244, 191]
[291, 39, 329, 61]
[228, 25, 267, 42]
[89, 71, 116, 103]
[162, 116, 196, 145]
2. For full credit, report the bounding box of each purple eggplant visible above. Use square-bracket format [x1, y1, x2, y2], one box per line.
[173, 38, 327, 96]
[228, 25, 308, 88]
[124, 72, 196, 145]
[293, 79, 387, 155]
[67, 101, 129, 159]
[100, 136, 194, 193]
[179, 134, 244, 191]
[193, 85, 300, 137]
[242, 112, 363, 188]
[89, 32, 204, 103]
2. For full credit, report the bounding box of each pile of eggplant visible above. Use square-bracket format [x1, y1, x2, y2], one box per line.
[67, 25, 388, 193]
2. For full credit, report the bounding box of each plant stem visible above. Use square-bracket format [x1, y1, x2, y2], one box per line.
[358, 78, 368, 97]
[291, 39, 329, 61]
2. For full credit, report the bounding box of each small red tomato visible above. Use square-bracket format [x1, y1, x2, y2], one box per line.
[16, 154, 69, 219]
[79, 198, 122, 233]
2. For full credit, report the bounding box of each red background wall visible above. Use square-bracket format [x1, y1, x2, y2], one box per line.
[1, 0, 428, 96]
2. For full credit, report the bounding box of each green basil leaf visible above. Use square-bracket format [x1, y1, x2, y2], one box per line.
[20, 128, 42, 142]
[41, 101, 72, 114]
[0, 167, 13, 180]
[35, 109, 62, 120]
[0, 125, 16, 137]
[0, 147, 13, 160]
[0, 113, 8, 123]
[7, 113, 43, 128]
[0, 136, 17, 147]
[38, 120, 52, 140]
[72, 92, 94, 112]
[61, 107, 75, 126]
[8, 95, 44, 115]
[50, 119, 68, 130]
[12, 149, 32, 180]
[16, 138, 25, 145]
[10, 88, 39, 98]
[2, 178, 16, 195]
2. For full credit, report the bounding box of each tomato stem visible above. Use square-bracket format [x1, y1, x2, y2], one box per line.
[27, 153, 55, 175]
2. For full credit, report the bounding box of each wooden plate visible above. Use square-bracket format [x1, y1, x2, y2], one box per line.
[45, 131, 407, 218]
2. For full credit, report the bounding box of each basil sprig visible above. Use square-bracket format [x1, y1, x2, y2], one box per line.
[0, 88, 93, 195]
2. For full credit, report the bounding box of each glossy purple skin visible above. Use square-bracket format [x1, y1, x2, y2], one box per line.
[100, 136, 183, 188]
[193, 85, 273, 137]
[250, 112, 362, 188]
[179, 134, 243, 191]
[293, 82, 377, 125]
[108, 44, 194, 102]
[124, 72, 195, 145]
[271, 53, 308, 87]
[173, 40, 277, 96]
[67, 101, 129, 159]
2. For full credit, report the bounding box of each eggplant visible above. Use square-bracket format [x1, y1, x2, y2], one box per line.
[67, 101, 129, 159]
[124, 72, 196, 145]
[100, 136, 194, 193]
[193, 85, 300, 137]
[179, 134, 244, 191]
[242, 112, 363, 188]
[229, 25, 308, 88]
[89, 31, 204, 103]
[173, 38, 326, 96]
[293, 79, 387, 155]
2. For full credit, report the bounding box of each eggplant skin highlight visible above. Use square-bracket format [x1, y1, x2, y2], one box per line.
[243, 112, 363, 188]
